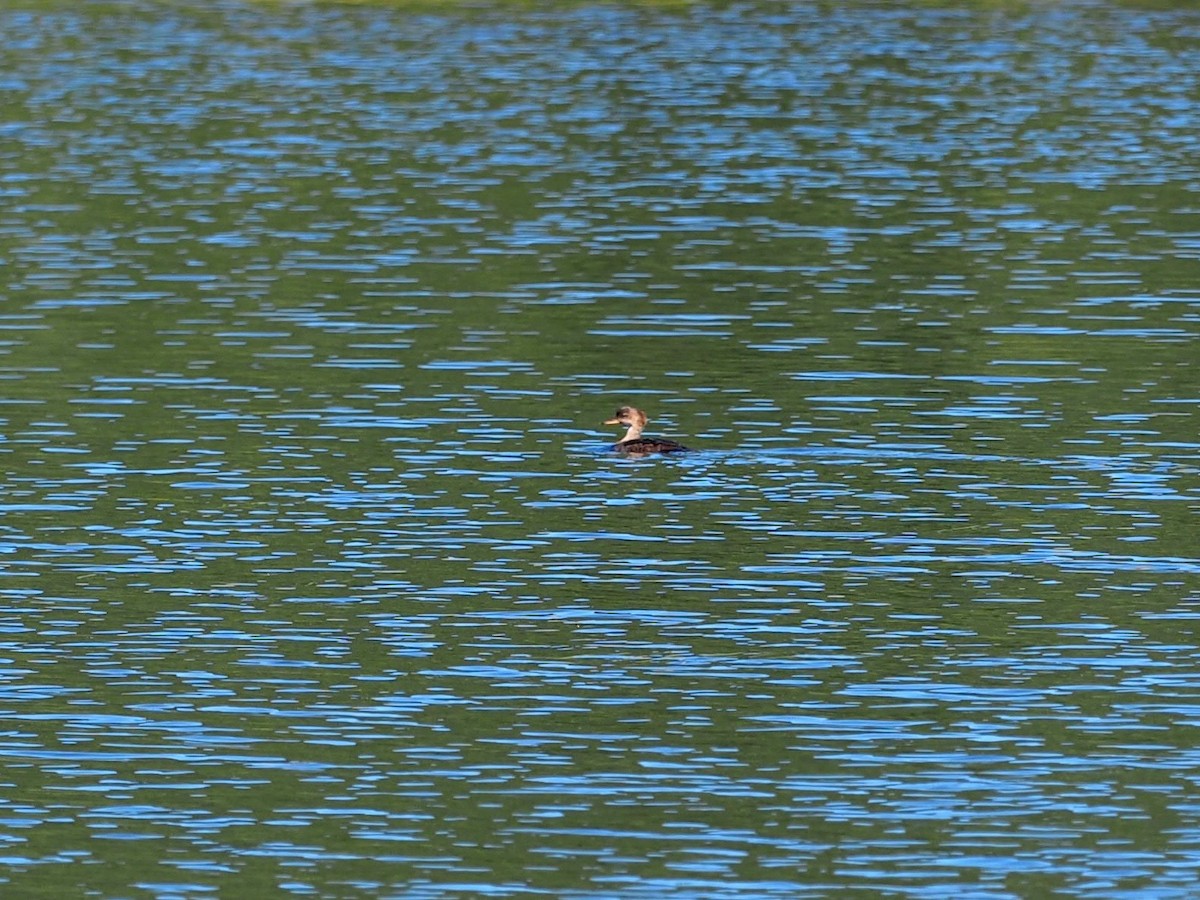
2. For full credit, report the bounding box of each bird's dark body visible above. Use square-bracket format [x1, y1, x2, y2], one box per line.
[613, 437, 689, 454]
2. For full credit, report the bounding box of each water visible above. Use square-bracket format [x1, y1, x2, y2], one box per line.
[1, 0, 1199, 895]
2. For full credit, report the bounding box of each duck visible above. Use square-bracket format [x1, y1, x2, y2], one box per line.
[603, 406, 690, 455]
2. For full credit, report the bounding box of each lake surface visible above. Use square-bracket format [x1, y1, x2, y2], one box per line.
[1, 0, 1199, 895]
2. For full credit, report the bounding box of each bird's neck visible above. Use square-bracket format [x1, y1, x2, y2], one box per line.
[620, 422, 644, 442]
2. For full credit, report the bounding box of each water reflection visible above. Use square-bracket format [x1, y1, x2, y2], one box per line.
[0, 0, 1199, 895]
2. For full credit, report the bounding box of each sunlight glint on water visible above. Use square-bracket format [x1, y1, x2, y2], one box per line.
[0, 0, 1197, 896]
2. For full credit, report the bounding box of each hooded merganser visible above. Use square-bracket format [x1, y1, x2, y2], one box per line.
[603, 406, 690, 454]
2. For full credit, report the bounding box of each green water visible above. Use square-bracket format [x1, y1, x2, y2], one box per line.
[0, 0, 1198, 896]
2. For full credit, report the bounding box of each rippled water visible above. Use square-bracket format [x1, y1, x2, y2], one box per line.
[2, 0, 1200, 895]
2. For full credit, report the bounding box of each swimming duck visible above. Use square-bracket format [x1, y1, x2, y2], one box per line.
[603, 406, 690, 454]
